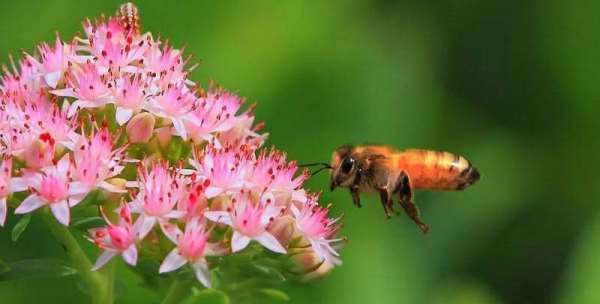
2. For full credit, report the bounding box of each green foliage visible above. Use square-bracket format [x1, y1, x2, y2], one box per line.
[182, 289, 229, 304]
[11, 215, 31, 242]
[0, 259, 77, 281]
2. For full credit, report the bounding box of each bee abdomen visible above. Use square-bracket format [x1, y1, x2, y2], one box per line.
[455, 162, 480, 190]
[398, 149, 480, 190]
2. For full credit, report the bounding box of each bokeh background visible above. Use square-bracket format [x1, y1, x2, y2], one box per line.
[0, 1, 598, 303]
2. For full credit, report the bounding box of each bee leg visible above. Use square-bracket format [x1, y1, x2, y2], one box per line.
[350, 187, 362, 208]
[395, 172, 429, 234]
[378, 189, 392, 219]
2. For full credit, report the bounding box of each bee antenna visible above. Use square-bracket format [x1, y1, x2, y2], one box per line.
[310, 166, 331, 177]
[298, 162, 332, 169]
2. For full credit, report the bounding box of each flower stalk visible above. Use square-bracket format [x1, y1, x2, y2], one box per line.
[41, 209, 108, 304]
[161, 278, 194, 304]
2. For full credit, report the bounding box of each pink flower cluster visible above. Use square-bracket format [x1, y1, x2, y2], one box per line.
[0, 5, 342, 287]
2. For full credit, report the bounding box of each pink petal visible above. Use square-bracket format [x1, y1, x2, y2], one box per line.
[68, 194, 86, 208]
[204, 186, 223, 198]
[171, 118, 187, 140]
[134, 215, 156, 239]
[115, 107, 134, 125]
[44, 71, 62, 88]
[50, 88, 76, 98]
[98, 181, 126, 193]
[15, 195, 45, 214]
[69, 181, 91, 196]
[0, 197, 6, 226]
[204, 211, 232, 226]
[291, 190, 307, 203]
[255, 232, 286, 254]
[165, 210, 186, 219]
[9, 177, 28, 192]
[50, 201, 70, 226]
[159, 220, 182, 243]
[192, 259, 211, 288]
[159, 249, 187, 273]
[67, 100, 94, 118]
[92, 250, 117, 271]
[56, 155, 71, 174]
[122, 245, 138, 266]
[231, 231, 251, 253]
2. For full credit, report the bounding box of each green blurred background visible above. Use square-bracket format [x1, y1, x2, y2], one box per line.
[0, 1, 598, 303]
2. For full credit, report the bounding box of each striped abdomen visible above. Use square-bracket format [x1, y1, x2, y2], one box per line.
[392, 149, 480, 190]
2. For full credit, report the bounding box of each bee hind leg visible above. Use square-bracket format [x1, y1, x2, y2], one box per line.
[394, 172, 429, 234]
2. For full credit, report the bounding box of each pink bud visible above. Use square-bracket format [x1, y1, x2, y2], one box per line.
[291, 248, 334, 281]
[126, 112, 155, 143]
[268, 215, 295, 247]
[155, 126, 172, 147]
[23, 138, 54, 169]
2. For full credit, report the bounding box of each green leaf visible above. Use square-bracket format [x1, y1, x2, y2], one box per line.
[182, 289, 229, 304]
[247, 264, 286, 282]
[0, 258, 77, 281]
[11, 214, 31, 242]
[258, 288, 290, 302]
[166, 138, 183, 162]
[0, 259, 10, 274]
[71, 216, 104, 230]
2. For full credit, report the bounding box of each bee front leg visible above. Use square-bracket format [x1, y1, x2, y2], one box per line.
[350, 187, 362, 208]
[395, 172, 429, 234]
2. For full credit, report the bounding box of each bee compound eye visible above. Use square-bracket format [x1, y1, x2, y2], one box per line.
[341, 157, 355, 174]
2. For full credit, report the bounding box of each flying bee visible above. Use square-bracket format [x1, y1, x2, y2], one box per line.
[303, 145, 480, 233]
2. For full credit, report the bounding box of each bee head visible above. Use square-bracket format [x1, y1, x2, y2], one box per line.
[330, 145, 358, 191]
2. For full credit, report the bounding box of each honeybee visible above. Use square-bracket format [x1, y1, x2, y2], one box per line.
[117, 2, 140, 34]
[318, 145, 480, 233]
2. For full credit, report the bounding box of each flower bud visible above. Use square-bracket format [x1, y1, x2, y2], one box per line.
[268, 215, 295, 248]
[155, 126, 172, 147]
[23, 138, 54, 169]
[291, 248, 334, 281]
[126, 112, 155, 143]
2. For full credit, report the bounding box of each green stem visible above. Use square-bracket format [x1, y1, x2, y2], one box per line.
[98, 260, 116, 303]
[161, 279, 193, 304]
[41, 209, 109, 304]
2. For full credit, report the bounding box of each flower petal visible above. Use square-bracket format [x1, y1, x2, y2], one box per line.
[159, 220, 182, 244]
[0, 197, 6, 226]
[115, 107, 134, 125]
[171, 118, 187, 140]
[204, 211, 232, 226]
[50, 200, 70, 226]
[134, 215, 156, 239]
[204, 187, 223, 199]
[69, 181, 91, 196]
[159, 249, 187, 273]
[50, 88, 76, 98]
[255, 232, 286, 254]
[15, 195, 45, 214]
[122, 244, 138, 266]
[165, 210, 186, 219]
[9, 177, 28, 192]
[98, 181, 126, 193]
[231, 231, 251, 253]
[56, 154, 71, 174]
[92, 250, 117, 271]
[44, 71, 62, 88]
[192, 259, 211, 288]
